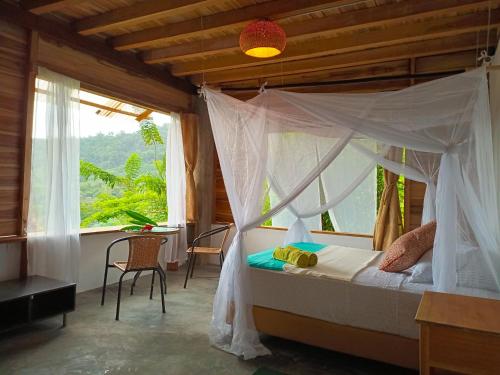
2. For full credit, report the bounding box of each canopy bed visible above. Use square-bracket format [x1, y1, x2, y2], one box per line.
[200, 58, 500, 367]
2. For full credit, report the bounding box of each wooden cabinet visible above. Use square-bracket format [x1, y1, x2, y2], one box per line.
[416, 291, 500, 375]
[0, 276, 75, 331]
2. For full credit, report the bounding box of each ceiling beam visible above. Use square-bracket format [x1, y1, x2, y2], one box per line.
[223, 71, 459, 93]
[175, 7, 500, 76]
[226, 71, 461, 99]
[190, 32, 490, 84]
[112, 0, 353, 51]
[221, 51, 477, 91]
[0, 2, 195, 95]
[219, 60, 410, 89]
[20, 0, 82, 14]
[228, 79, 414, 100]
[74, 0, 219, 36]
[143, 0, 493, 64]
[415, 50, 478, 73]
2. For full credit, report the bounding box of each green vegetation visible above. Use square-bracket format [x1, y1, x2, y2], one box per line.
[80, 121, 168, 228]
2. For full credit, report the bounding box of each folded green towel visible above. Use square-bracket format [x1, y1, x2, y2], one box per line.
[273, 246, 309, 268]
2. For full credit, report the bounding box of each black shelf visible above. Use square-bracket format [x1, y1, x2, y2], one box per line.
[0, 276, 75, 331]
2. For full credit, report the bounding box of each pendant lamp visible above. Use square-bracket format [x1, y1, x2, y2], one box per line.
[239, 19, 286, 58]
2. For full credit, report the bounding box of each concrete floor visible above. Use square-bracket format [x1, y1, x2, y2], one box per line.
[0, 266, 416, 375]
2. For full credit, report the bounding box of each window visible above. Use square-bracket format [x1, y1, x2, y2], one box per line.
[78, 90, 171, 228]
[259, 163, 405, 236]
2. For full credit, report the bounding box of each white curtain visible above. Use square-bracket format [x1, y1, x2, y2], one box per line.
[268, 132, 322, 244]
[202, 66, 500, 359]
[28, 68, 81, 283]
[489, 41, 500, 220]
[165, 113, 187, 264]
[270, 188, 321, 240]
[322, 141, 377, 234]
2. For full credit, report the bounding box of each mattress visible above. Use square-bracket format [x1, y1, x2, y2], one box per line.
[250, 250, 500, 339]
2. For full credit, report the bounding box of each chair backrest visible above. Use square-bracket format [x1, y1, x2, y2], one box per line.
[218, 224, 234, 251]
[126, 236, 163, 270]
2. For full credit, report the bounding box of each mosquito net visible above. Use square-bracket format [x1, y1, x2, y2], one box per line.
[201, 66, 500, 359]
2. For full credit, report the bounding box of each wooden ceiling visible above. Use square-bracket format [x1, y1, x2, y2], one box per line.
[13, 0, 500, 97]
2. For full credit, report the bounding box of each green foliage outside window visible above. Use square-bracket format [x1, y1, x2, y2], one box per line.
[80, 121, 168, 228]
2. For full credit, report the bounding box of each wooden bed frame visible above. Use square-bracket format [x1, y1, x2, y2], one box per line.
[253, 305, 419, 370]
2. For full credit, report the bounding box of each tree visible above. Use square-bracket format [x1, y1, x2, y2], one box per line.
[80, 120, 168, 227]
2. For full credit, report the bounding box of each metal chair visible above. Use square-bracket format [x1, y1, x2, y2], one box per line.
[184, 224, 233, 288]
[101, 235, 166, 320]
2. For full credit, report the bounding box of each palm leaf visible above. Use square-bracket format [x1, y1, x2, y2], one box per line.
[128, 219, 149, 226]
[136, 174, 166, 196]
[124, 153, 142, 181]
[80, 160, 120, 188]
[139, 120, 164, 146]
[124, 210, 158, 226]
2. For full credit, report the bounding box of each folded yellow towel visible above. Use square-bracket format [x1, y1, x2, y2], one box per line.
[284, 245, 318, 266]
[301, 251, 318, 267]
[273, 246, 309, 268]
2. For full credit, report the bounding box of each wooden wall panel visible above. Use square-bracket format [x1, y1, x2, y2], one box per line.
[405, 180, 426, 232]
[37, 36, 192, 114]
[213, 150, 233, 223]
[194, 97, 216, 245]
[0, 21, 28, 237]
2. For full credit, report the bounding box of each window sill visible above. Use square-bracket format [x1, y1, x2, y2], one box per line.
[80, 225, 125, 236]
[80, 222, 193, 236]
[213, 222, 373, 239]
[257, 225, 373, 239]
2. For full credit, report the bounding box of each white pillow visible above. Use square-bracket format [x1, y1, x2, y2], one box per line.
[409, 250, 433, 284]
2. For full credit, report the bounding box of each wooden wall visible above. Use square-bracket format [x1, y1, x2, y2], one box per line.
[0, 19, 193, 240]
[0, 21, 28, 237]
[213, 151, 233, 224]
[193, 97, 216, 245]
[37, 36, 191, 114]
[405, 180, 426, 233]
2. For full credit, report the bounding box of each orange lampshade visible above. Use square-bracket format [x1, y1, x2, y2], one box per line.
[239, 19, 286, 58]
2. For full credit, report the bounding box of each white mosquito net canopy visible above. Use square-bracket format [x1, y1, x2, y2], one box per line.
[201, 66, 500, 359]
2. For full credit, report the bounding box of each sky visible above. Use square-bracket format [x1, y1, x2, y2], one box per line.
[34, 78, 173, 138]
[79, 103, 172, 138]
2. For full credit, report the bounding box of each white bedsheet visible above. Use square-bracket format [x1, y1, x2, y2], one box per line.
[283, 246, 379, 281]
[250, 251, 500, 339]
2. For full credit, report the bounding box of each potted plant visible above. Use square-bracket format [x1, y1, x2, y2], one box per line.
[121, 210, 160, 233]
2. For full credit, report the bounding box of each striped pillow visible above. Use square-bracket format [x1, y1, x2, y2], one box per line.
[379, 221, 437, 273]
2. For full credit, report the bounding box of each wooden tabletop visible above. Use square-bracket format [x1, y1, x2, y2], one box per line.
[123, 227, 180, 236]
[416, 291, 500, 335]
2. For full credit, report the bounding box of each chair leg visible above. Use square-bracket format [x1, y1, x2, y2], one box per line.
[149, 270, 155, 300]
[158, 266, 167, 295]
[101, 265, 109, 306]
[158, 269, 166, 313]
[221, 251, 225, 262]
[130, 271, 142, 295]
[190, 254, 197, 279]
[183, 253, 193, 289]
[219, 252, 223, 270]
[115, 272, 127, 321]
